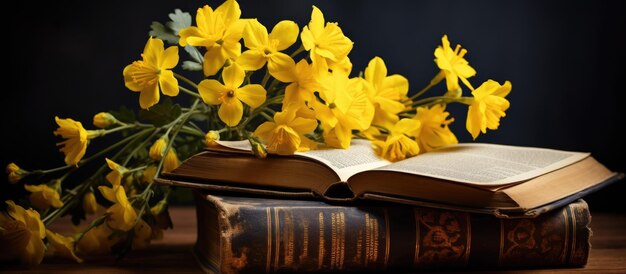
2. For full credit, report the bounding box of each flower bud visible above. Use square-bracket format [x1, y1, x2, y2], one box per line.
[92, 112, 117, 128]
[6, 162, 27, 184]
[205, 130, 220, 146]
[24, 183, 64, 210]
[150, 200, 168, 216]
[82, 191, 97, 214]
[141, 166, 157, 184]
[149, 137, 169, 161]
[162, 149, 180, 173]
[249, 138, 267, 159]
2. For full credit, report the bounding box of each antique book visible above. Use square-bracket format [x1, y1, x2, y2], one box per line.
[158, 140, 622, 217]
[193, 192, 592, 274]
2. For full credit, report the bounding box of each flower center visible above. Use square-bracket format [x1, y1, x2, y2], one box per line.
[130, 61, 159, 85]
[216, 39, 224, 46]
[226, 90, 235, 98]
[328, 103, 337, 109]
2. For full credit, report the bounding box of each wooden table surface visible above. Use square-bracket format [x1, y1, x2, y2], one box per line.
[3, 207, 625, 273]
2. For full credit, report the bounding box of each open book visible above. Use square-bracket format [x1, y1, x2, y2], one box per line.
[156, 139, 622, 217]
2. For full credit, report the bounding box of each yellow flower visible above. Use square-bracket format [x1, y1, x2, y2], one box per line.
[282, 59, 318, 109]
[205, 130, 221, 146]
[141, 166, 158, 184]
[364, 57, 409, 123]
[254, 108, 318, 155]
[82, 191, 97, 215]
[198, 64, 267, 126]
[314, 71, 374, 149]
[466, 80, 512, 140]
[413, 104, 458, 152]
[163, 149, 181, 173]
[300, 5, 353, 75]
[54, 116, 100, 166]
[24, 184, 64, 210]
[123, 37, 179, 109]
[6, 162, 27, 184]
[132, 219, 152, 250]
[98, 185, 137, 231]
[92, 112, 117, 128]
[149, 137, 169, 161]
[45, 229, 83, 263]
[105, 158, 128, 186]
[239, 19, 299, 82]
[76, 224, 119, 255]
[0, 201, 45, 265]
[179, 0, 246, 76]
[372, 119, 421, 162]
[434, 35, 476, 95]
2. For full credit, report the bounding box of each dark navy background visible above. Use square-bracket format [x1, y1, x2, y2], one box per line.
[4, 1, 625, 210]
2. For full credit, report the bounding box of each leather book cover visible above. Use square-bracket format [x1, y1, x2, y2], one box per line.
[193, 192, 591, 274]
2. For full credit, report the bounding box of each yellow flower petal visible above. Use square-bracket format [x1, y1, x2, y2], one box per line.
[122, 64, 143, 92]
[218, 99, 244, 126]
[309, 6, 325, 35]
[266, 126, 301, 155]
[236, 84, 266, 108]
[159, 70, 179, 97]
[20, 233, 45, 265]
[98, 186, 117, 203]
[289, 117, 318, 134]
[466, 101, 484, 140]
[243, 19, 268, 50]
[83, 191, 97, 215]
[238, 50, 266, 71]
[203, 46, 227, 77]
[365, 57, 387, 89]
[46, 229, 83, 263]
[268, 52, 296, 82]
[222, 63, 245, 88]
[215, 0, 241, 27]
[139, 83, 159, 109]
[269, 20, 299, 51]
[163, 149, 181, 173]
[160, 46, 179, 69]
[24, 184, 64, 210]
[179, 27, 212, 47]
[142, 37, 164, 67]
[253, 122, 276, 140]
[198, 79, 227, 105]
[300, 27, 315, 51]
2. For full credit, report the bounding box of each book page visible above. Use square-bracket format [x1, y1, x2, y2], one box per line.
[216, 139, 390, 182]
[295, 139, 390, 181]
[373, 143, 590, 186]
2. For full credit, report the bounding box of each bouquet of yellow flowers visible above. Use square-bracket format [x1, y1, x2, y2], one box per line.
[1, 0, 511, 265]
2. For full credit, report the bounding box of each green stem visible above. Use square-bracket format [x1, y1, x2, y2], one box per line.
[260, 71, 271, 88]
[123, 129, 159, 166]
[99, 124, 137, 136]
[409, 71, 445, 100]
[173, 72, 199, 89]
[42, 129, 153, 225]
[290, 45, 305, 58]
[179, 86, 202, 99]
[260, 112, 273, 121]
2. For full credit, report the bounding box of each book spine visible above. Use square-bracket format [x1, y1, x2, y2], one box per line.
[196, 198, 590, 274]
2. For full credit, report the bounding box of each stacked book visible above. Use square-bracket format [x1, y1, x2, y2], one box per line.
[156, 140, 622, 273]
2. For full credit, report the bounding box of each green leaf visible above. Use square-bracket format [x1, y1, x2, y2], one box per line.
[139, 98, 182, 127]
[184, 45, 204, 64]
[110, 106, 136, 124]
[182, 61, 202, 71]
[149, 21, 179, 44]
[166, 9, 191, 35]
